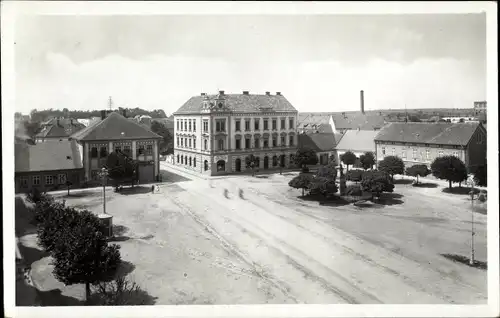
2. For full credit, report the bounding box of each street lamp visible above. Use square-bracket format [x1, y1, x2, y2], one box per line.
[467, 175, 476, 265]
[98, 167, 109, 215]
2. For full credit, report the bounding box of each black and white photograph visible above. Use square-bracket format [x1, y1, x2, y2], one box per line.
[2, 2, 498, 318]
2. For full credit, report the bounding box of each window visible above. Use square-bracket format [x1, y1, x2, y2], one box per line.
[425, 149, 430, 160]
[272, 137, 277, 147]
[146, 145, 153, 155]
[45, 175, 54, 185]
[115, 146, 122, 153]
[254, 119, 260, 131]
[412, 148, 417, 160]
[236, 139, 241, 150]
[272, 119, 277, 130]
[100, 147, 108, 157]
[204, 139, 208, 150]
[20, 177, 28, 188]
[181, 156, 184, 164]
[438, 150, 444, 157]
[194, 158, 196, 167]
[177, 137, 179, 146]
[245, 120, 250, 131]
[263, 119, 269, 130]
[392, 148, 395, 156]
[218, 139, 224, 150]
[216, 120, 226, 132]
[91, 147, 98, 158]
[180, 120, 183, 131]
[264, 139, 269, 148]
[382, 147, 386, 156]
[184, 138, 187, 148]
[137, 145, 145, 155]
[245, 138, 251, 149]
[289, 118, 294, 129]
[189, 139, 192, 148]
[281, 136, 286, 145]
[193, 120, 196, 132]
[184, 120, 187, 131]
[188, 120, 192, 131]
[281, 119, 286, 130]
[123, 145, 131, 156]
[453, 151, 458, 157]
[235, 120, 241, 132]
[255, 138, 260, 149]
[289, 135, 294, 146]
[176, 120, 180, 131]
[32, 175, 40, 186]
[203, 120, 209, 132]
[402, 148, 406, 159]
[177, 154, 180, 163]
[181, 138, 184, 147]
[189, 157, 192, 166]
[193, 139, 196, 149]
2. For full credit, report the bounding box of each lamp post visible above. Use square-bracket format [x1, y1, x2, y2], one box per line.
[99, 167, 109, 215]
[468, 175, 476, 265]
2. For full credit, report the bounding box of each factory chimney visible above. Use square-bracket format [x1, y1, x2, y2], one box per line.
[360, 90, 365, 114]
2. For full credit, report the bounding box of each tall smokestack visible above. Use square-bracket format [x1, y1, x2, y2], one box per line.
[360, 90, 365, 114]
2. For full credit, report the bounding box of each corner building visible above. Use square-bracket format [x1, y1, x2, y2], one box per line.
[173, 90, 299, 176]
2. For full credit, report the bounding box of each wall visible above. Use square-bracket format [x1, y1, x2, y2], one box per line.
[15, 169, 84, 194]
[466, 126, 487, 169]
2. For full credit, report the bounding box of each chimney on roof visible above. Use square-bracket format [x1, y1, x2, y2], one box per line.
[265, 91, 270, 96]
[219, 90, 224, 95]
[360, 90, 365, 114]
[243, 91, 249, 95]
[122, 109, 127, 118]
[276, 92, 281, 96]
[101, 110, 106, 120]
[201, 93, 206, 96]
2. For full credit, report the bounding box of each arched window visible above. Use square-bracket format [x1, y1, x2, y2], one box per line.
[177, 154, 180, 163]
[181, 155, 184, 164]
[204, 160, 209, 171]
[204, 139, 208, 150]
[194, 158, 197, 167]
[184, 155, 188, 165]
[189, 157, 192, 166]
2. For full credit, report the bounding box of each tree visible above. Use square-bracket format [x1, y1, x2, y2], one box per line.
[408, 115, 422, 122]
[51, 209, 121, 302]
[294, 148, 318, 172]
[308, 177, 338, 197]
[359, 151, 375, 170]
[378, 156, 405, 181]
[360, 171, 395, 200]
[288, 174, 315, 196]
[106, 151, 139, 190]
[405, 164, 431, 185]
[472, 164, 487, 187]
[346, 170, 364, 183]
[340, 151, 357, 171]
[150, 121, 173, 155]
[245, 155, 259, 177]
[430, 155, 468, 189]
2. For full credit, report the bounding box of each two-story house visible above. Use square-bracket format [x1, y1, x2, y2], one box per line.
[173, 90, 299, 175]
[69, 111, 163, 185]
[374, 122, 486, 171]
[35, 117, 86, 142]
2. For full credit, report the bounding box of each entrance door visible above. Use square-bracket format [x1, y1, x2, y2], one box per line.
[235, 158, 241, 172]
[280, 154, 285, 167]
[217, 160, 226, 172]
[204, 160, 209, 171]
[263, 156, 269, 169]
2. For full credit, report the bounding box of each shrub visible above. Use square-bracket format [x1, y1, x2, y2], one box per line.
[360, 170, 395, 200]
[378, 156, 405, 181]
[346, 184, 363, 196]
[472, 165, 487, 187]
[431, 155, 467, 189]
[340, 151, 357, 171]
[294, 148, 318, 171]
[405, 164, 431, 184]
[301, 166, 310, 173]
[27, 187, 52, 204]
[346, 169, 364, 182]
[316, 164, 337, 179]
[89, 277, 152, 306]
[288, 174, 315, 196]
[359, 152, 376, 170]
[308, 177, 338, 197]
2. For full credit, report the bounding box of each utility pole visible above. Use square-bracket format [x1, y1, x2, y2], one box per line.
[108, 96, 113, 111]
[469, 177, 476, 265]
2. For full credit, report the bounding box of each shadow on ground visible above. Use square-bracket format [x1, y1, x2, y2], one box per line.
[160, 169, 192, 184]
[412, 182, 439, 188]
[15, 197, 38, 237]
[114, 261, 136, 279]
[20, 286, 84, 306]
[442, 187, 480, 195]
[109, 225, 132, 242]
[18, 244, 48, 267]
[393, 179, 413, 185]
[373, 193, 405, 206]
[117, 186, 154, 195]
[297, 194, 351, 207]
[89, 282, 158, 306]
[441, 253, 487, 270]
[59, 191, 102, 199]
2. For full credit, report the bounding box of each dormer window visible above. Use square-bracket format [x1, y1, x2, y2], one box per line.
[218, 102, 223, 108]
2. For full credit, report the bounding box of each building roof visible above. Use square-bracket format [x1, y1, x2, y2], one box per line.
[15, 139, 83, 173]
[331, 112, 386, 131]
[35, 118, 86, 139]
[175, 92, 297, 114]
[335, 129, 379, 153]
[298, 113, 331, 126]
[374, 122, 482, 146]
[70, 112, 162, 141]
[298, 132, 341, 153]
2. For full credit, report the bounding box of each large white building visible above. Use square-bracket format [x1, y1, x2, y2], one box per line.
[173, 90, 299, 175]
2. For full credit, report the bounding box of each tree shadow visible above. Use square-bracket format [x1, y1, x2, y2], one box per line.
[255, 175, 270, 179]
[413, 182, 439, 188]
[61, 191, 102, 198]
[37, 288, 85, 306]
[18, 244, 49, 267]
[442, 187, 480, 195]
[15, 197, 38, 237]
[117, 186, 153, 195]
[472, 204, 487, 215]
[441, 253, 487, 270]
[108, 225, 132, 242]
[89, 286, 158, 306]
[394, 179, 413, 185]
[373, 193, 404, 206]
[298, 194, 351, 207]
[114, 261, 136, 279]
[159, 169, 192, 184]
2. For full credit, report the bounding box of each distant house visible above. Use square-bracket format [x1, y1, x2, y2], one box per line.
[35, 117, 86, 142]
[76, 117, 101, 127]
[15, 139, 84, 193]
[69, 111, 163, 185]
[374, 122, 486, 170]
[335, 129, 379, 169]
[298, 132, 343, 165]
[330, 112, 386, 134]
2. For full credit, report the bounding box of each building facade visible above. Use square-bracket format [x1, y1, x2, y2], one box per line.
[35, 117, 86, 142]
[70, 112, 162, 185]
[474, 101, 487, 115]
[173, 91, 299, 175]
[374, 122, 486, 171]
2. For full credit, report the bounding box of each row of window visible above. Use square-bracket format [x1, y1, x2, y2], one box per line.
[177, 137, 197, 149]
[177, 135, 295, 151]
[381, 147, 461, 161]
[90, 145, 153, 158]
[176, 154, 198, 168]
[198, 118, 295, 133]
[19, 174, 67, 187]
[176, 119, 197, 132]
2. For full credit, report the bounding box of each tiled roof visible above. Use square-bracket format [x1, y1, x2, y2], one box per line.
[70, 112, 162, 141]
[175, 93, 297, 114]
[15, 139, 83, 173]
[335, 129, 379, 153]
[331, 113, 386, 130]
[298, 113, 331, 126]
[374, 122, 482, 146]
[298, 132, 338, 152]
[35, 118, 86, 138]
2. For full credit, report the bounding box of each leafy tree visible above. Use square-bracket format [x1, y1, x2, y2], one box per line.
[408, 115, 422, 122]
[288, 174, 315, 196]
[405, 164, 431, 185]
[378, 155, 405, 181]
[359, 151, 375, 170]
[346, 169, 364, 183]
[150, 121, 173, 155]
[245, 155, 259, 177]
[308, 177, 338, 197]
[430, 155, 468, 189]
[106, 151, 139, 190]
[360, 170, 395, 200]
[472, 165, 487, 187]
[294, 148, 318, 172]
[316, 163, 337, 179]
[340, 151, 357, 171]
[346, 184, 363, 196]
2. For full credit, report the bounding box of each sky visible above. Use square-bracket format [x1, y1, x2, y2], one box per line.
[15, 14, 487, 115]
